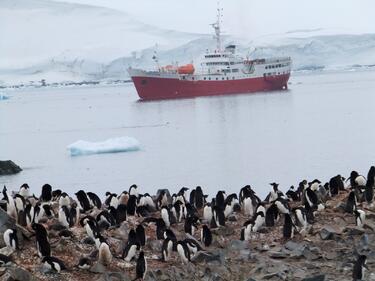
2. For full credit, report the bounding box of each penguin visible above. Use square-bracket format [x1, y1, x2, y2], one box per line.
[52, 189, 62, 201]
[161, 206, 171, 228]
[98, 240, 112, 266]
[129, 184, 139, 197]
[162, 238, 174, 261]
[212, 206, 225, 227]
[268, 183, 284, 202]
[118, 191, 129, 205]
[185, 215, 199, 235]
[24, 202, 34, 226]
[105, 192, 119, 209]
[122, 241, 139, 262]
[138, 193, 155, 210]
[32, 223, 51, 258]
[164, 228, 177, 242]
[224, 194, 239, 217]
[86, 192, 102, 209]
[96, 210, 116, 230]
[75, 190, 92, 213]
[3, 186, 17, 218]
[283, 213, 295, 239]
[128, 229, 138, 245]
[286, 186, 299, 201]
[19, 183, 30, 198]
[184, 239, 203, 257]
[40, 184, 52, 202]
[266, 203, 279, 227]
[256, 203, 266, 216]
[203, 202, 213, 223]
[201, 225, 212, 247]
[113, 204, 127, 223]
[42, 256, 67, 273]
[80, 216, 100, 239]
[3, 228, 19, 250]
[352, 255, 368, 281]
[215, 191, 226, 210]
[58, 192, 70, 207]
[346, 191, 357, 213]
[135, 251, 147, 281]
[354, 209, 366, 228]
[77, 257, 92, 270]
[14, 194, 25, 213]
[58, 229, 74, 239]
[292, 207, 308, 231]
[195, 186, 204, 209]
[189, 189, 196, 207]
[329, 175, 345, 197]
[364, 166, 375, 204]
[304, 187, 319, 209]
[275, 198, 290, 214]
[69, 204, 79, 227]
[157, 190, 169, 209]
[127, 195, 138, 216]
[176, 241, 190, 264]
[136, 224, 146, 246]
[242, 220, 253, 241]
[309, 179, 321, 191]
[58, 206, 70, 228]
[0, 253, 12, 266]
[171, 201, 185, 223]
[252, 211, 265, 232]
[177, 187, 189, 203]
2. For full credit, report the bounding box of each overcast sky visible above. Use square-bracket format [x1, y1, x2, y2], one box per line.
[55, 0, 375, 39]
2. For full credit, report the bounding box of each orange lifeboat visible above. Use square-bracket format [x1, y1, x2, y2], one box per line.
[178, 64, 195, 74]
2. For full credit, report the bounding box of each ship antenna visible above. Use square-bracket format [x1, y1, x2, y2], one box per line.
[211, 2, 223, 52]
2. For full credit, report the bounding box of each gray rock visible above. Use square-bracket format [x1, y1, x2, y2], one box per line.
[102, 272, 131, 281]
[301, 275, 325, 281]
[191, 251, 223, 264]
[0, 160, 22, 175]
[302, 247, 320, 261]
[268, 251, 288, 259]
[212, 226, 235, 236]
[319, 225, 342, 240]
[9, 267, 35, 281]
[90, 262, 107, 273]
[227, 240, 249, 251]
[148, 240, 162, 252]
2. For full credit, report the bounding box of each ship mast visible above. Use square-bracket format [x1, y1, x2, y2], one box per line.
[211, 3, 223, 52]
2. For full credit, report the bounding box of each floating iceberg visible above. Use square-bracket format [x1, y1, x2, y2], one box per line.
[68, 137, 140, 156]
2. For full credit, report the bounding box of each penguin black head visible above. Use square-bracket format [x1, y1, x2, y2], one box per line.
[77, 257, 92, 270]
[270, 183, 279, 191]
[41, 184, 52, 202]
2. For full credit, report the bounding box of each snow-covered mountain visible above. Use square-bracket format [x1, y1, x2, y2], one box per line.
[1, 0, 375, 86]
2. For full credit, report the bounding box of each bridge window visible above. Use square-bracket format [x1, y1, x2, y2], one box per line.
[232, 69, 239, 73]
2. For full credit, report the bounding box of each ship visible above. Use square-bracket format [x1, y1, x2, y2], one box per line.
[128, 8, 292, 100]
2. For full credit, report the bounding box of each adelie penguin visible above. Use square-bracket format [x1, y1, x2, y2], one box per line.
[176, 241, 190, 264]
[127, 195, 138, 216]
[195, 186, 204, 209]
[3, 228, 19, 250]
[58, 192, 70, 207]
[40, 184, 52, 202]
[77, 257, 92, 270]
[75, 190, 92, 213]
[134, 251, 147, 281]
[98, 239, 112, 266]
[161, 206, 171, 228]
[136, 224, 146, 246]
[184, 215, 199, 235]
[19, 183, 30, 198]
[364, 166, 375, 205]
[32, 223, 51, 258]
[201, 225, 212, 247]
[283, 213, 296, 239]
[162, 238, 174, 261]
[352, 255, 369, 281]
[87, 192, 102, 209]
[58, 206, 71, 228]
[129, 184, 139, 197]
[42, 256, 67, 273]
[354, 209, 366, 228]
[265, 203, 279, 227]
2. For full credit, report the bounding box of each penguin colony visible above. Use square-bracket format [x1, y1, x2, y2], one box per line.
[0, 167, 374, 281]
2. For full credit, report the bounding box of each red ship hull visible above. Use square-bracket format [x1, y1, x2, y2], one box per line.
[131, 73, 290, 100]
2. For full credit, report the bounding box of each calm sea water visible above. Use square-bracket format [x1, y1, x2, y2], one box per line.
[1, 70, 375, 199]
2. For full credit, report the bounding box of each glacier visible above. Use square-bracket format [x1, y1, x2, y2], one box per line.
[67, 137, 140, 156]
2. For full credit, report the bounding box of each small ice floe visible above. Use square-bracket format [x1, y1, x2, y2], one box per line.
[0, 93, 9, 100]
[68, 137, 140, 156]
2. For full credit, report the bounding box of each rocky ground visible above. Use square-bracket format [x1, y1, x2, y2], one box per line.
[0, 191, 375, 281]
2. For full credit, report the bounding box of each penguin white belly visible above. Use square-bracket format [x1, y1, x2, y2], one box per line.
[203, 207, 212, 223]
[99, 243, 112, 265]
[125, 245, 137, 262]
[53, 262, 61, 273]
[3, 229, 12, 248]
[243, 198, 253, 216]
[356, 176, 366, 186]
[177, 244, 188, 264]
[161, 209, 170, 228]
